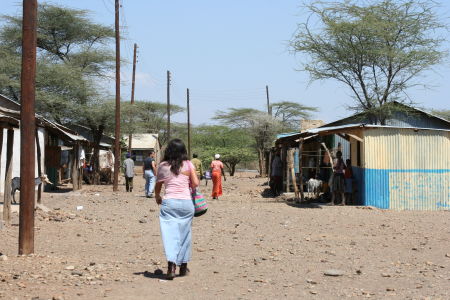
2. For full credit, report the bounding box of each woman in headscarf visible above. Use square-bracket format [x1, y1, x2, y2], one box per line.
[154, 139, 199, 279]
[210, 154, 226, 199]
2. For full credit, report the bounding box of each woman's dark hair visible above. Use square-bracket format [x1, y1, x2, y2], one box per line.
[163, 139, 188, 175]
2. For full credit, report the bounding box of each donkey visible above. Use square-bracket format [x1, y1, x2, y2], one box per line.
[11, 174, 52, 204]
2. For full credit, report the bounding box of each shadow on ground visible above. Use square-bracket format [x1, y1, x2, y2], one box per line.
[285, 200, 323, 209]
[133, 270, 165, 280]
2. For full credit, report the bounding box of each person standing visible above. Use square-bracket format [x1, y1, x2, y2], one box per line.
[191, 153, 203, 181]
[331, 151, 346, 205]
[210, 154, 226, 199]
[344, 158, 353, 205]
[154, 139, 199, 280]
[143, 150, 157, 198]
[123, 153, 135, 192]
[270, 150, 283, 196]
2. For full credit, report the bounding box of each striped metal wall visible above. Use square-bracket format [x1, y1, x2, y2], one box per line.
[362, 128, 450, 210]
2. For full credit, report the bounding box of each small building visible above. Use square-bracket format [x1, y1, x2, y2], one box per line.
[124, 134, 160, 166]
[275, 102, 450, 210]
[0, 94, 88, 194]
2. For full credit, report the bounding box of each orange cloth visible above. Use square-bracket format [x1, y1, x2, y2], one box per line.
[211, 171, 222, 197]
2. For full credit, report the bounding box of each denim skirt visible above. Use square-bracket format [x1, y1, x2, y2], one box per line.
[159, 199, 194, 265]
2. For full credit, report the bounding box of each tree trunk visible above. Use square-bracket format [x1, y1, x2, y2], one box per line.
[230, 164, 236, 176]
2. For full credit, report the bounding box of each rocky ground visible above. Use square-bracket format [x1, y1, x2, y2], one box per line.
[0, 173, 449, 300]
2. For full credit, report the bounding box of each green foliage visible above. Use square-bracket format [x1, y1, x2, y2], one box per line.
[430, 109, 450, 121]
[215, 108, 282, 174]
[190, 125, 256, 176]
[270, 101, 317, 131]
[0, 3, 115, 126]
[290, 0, 447, 124]
[121, 100, 185, 145]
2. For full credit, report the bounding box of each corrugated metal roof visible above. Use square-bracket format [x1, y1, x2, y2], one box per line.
[307, 124, 450, 134]
[276, 132, 300, 139]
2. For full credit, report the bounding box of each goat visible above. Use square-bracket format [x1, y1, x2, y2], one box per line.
[11, 174, 52, 204]
[307, 178, 322, 199]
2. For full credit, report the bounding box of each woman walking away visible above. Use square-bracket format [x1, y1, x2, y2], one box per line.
[210, 154, 226, 199]
[331, 151, 346, 205]
[154, 139, 199, 280]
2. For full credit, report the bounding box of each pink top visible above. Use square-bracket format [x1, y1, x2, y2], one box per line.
[157, 160, 195, 200]
[210, 160, 223, 172]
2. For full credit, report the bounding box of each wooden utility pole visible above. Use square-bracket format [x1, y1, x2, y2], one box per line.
[19, 0, 37, 255]
[187, 88, 191, 158]
[166, 70, 171, 142]
[113, 0, 120, 192]
[266, 85, 271, 115]
[128, 43, 137, 152]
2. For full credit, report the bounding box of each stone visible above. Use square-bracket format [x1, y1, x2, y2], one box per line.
[139, 218, 148, 224]
[71, 271, 83, 276]
[324, 269, 345, 277]
[381, 273, 391, 277]
[0, 255, 8, 261]
[64, 266, 75, 270]
[306, 279, 317, 284]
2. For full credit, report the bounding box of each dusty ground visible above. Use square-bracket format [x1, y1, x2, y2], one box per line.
[0, 172, 449, 300]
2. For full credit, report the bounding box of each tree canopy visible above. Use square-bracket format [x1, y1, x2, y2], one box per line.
[0, 3, 115, 124]
[290, 0, 447, 124]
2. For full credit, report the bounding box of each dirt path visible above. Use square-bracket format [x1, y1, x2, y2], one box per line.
[1, 173, 449, 300]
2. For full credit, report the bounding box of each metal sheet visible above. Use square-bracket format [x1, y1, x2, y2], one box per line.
[363, 128, 450, 210]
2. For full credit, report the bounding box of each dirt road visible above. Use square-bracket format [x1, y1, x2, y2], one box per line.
[1, 173, 449, 299]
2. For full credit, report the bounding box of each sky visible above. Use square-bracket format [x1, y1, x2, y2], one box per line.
[2, 0, 450, 125]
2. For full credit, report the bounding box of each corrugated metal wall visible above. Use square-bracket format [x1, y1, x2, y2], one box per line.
[363, 128, 450, 210]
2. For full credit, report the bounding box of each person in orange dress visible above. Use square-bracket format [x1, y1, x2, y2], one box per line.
[210, 154, 226, 199]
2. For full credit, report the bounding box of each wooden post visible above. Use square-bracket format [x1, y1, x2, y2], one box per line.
[166, 70, 171, 141]
[187, 88, 191, 158]
[3, 129, 13, 226]
[299, 139, 304, 202]
[113, 0, 121, 192]
[285, 147, 291, 193]
[77, 146, 82, 190]
[71, 144, 79, 191]
[128, 43, 137, 152]
[267, 150, 272, 186]
[35, 129, 42, 204]
[289, 149, 299, 199]
[19, 0, 37, 255]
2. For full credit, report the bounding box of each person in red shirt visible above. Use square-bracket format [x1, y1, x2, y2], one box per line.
[210, 154, 226, 199]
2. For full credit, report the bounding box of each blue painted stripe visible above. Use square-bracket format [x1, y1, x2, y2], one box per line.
[359, 168, 450, 210]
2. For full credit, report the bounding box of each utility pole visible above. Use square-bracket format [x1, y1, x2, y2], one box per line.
[166, 70, 171, 142]
[128, 43, 137, 152]
[19, 0, 37, 255]
[266, 85, 271, 115]
[187, 88, 191, 158]
[113, 0, 120, 192]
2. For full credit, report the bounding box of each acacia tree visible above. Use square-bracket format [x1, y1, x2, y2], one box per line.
[191, 125, 256, 176]
[121, 101, 185, 145]
[270, 101, 317, 131]
[430, 109, 450, 121]
[215, 108, 282, 175]
[290, 0, 447, 124]
[0, 4, 116, 183]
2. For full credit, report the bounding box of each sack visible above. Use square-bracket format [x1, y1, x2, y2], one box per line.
[192, 189, 207, 217]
